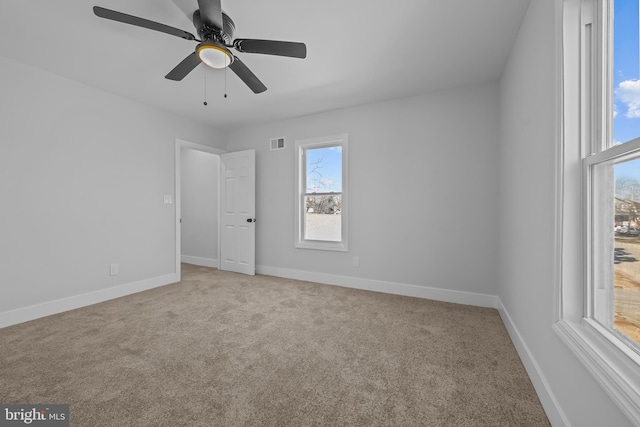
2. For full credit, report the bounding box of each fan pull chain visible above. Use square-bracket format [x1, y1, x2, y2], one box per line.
[203, 68, 208, 106]
[224, 63, 228, 99]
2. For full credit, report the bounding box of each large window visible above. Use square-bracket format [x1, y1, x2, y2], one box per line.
[587, 0, 640, 351]
[610, 0, 640, 350]
[556, 0, 640, 422]
[294, 134, 348, 251]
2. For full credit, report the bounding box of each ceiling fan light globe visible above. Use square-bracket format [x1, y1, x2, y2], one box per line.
[197, 43, 233, 69]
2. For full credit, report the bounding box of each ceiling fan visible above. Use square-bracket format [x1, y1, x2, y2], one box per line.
[93, 0, 307, 94]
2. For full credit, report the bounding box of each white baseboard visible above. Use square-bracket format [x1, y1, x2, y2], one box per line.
[0, 273, 178, 329]
[257, 265, 499, 308]
[181, 255, 218, 268]
[497, 297, 570, 427]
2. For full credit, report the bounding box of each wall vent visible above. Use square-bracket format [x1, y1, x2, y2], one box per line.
[270, 137, 286, 151]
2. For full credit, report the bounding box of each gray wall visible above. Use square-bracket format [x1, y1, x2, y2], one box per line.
[0, 55, 223, 318]
[497, 0, 633, 425]
[225, 82, 500, 297]
[180, 148, 219, 266]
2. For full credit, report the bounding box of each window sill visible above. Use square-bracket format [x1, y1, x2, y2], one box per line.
[294, 240, 348, 252]
[553, 319, 640, 424]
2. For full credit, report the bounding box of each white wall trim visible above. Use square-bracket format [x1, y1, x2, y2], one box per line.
[257, 265, 499, 308]
[0, 273, 178, 329]
[181, 256, 218, 268]
[497, 298, 571, 427]
[553, 319, 640, 425]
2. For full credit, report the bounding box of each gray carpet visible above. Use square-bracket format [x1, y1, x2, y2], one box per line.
[0, 264, 550, 426]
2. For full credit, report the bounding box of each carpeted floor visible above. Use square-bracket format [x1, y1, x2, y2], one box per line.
[0, 264, 550, 426]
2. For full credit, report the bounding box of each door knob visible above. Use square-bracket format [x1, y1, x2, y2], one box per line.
[246, 218, 256, 223]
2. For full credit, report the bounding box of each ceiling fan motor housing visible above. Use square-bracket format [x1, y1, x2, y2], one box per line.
[193, 10, 235, 44]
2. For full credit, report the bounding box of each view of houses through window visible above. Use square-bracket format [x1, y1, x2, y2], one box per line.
[611, 0, 640, 347]
[614, 158, 640, 345]
[303, 145, 342, 242]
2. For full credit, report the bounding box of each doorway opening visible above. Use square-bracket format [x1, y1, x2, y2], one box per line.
[175, 139, 224, 280]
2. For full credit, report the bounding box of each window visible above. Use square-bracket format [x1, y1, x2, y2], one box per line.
[294, 134, 348, 251]
[587, 0, 640, 351]
[556, 0, 640, 422]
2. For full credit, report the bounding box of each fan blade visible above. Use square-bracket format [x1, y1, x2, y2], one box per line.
[229, 57, 267, 94]
[233, 39, 306, 59]
[93, 6, 196, 40]
[197, 0, 224, 30]
[165, 52, 202, 81]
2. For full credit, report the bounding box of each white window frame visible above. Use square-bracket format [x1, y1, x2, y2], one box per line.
[294, 133, 348, 252]
[554, 0, 640, 423]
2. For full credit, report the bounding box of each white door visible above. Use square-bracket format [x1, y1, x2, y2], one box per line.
[220, 150, 256, 275]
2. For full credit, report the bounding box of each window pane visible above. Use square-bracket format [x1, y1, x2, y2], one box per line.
[304, 145, 342, 242]
[613, 0, 640, 145]
[305, 146, 342, 193]
[613, 157, 640, 346]
[304, 195, 341, 241]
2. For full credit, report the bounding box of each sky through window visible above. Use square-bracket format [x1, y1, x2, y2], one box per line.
[613, 0, 640, 144]
[305, 146, 342, 193]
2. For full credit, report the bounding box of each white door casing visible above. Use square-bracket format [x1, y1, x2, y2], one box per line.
[220, 150, 256, 275]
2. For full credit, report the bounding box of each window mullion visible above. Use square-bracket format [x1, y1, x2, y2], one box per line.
[600, 0, 614, 150]
[582, 0, 597, 156]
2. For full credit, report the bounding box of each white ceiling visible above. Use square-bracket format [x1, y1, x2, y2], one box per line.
[0, 0, 530, 132]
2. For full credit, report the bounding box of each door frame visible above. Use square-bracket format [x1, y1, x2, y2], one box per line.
[174, 139, 225, 281]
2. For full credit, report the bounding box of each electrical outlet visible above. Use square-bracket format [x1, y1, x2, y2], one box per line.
[353, 256, 360, 268]
[110, 263, 119, 276]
